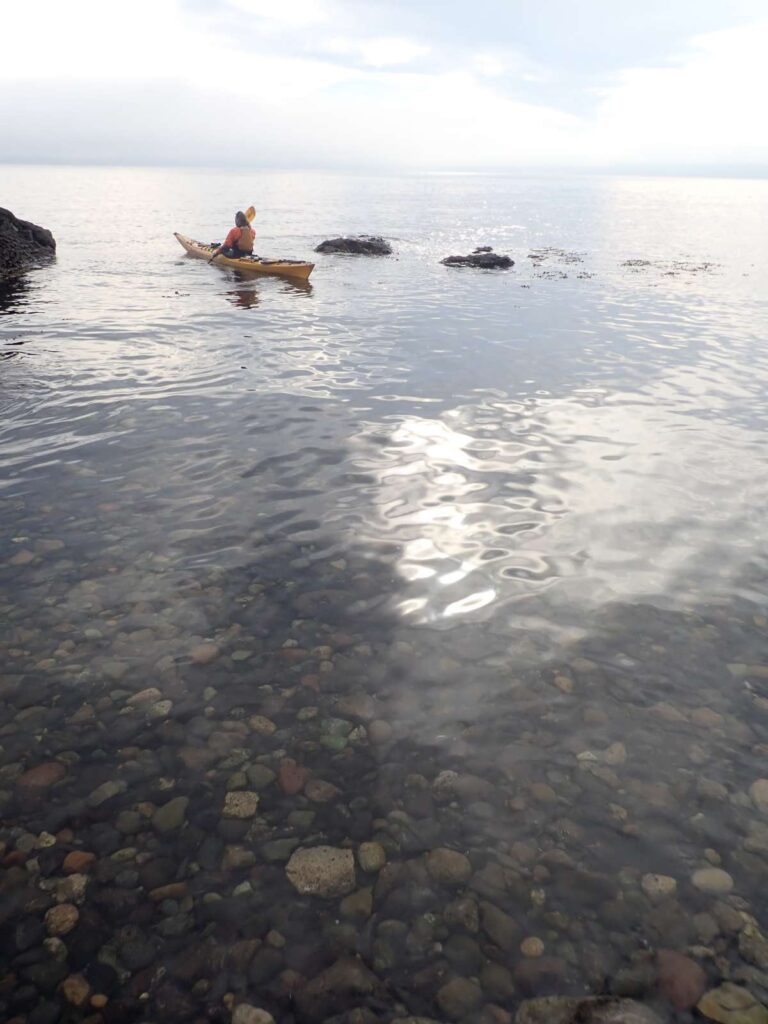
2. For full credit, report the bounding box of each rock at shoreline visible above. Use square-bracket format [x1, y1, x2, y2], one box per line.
[441, 246, 513, 269]
[0, 207, 56, 278]
[315, 235, 392, 255]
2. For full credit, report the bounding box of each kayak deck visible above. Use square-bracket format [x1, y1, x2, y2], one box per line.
[174, 233, 314, 281]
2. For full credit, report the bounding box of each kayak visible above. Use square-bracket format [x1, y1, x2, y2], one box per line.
[174, 233, 314, 281]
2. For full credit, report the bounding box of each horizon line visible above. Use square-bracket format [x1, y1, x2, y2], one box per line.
[1, 160, 767, 182]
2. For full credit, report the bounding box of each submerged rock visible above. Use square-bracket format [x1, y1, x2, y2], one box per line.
[516, 996, 663, 1024]
[315, 235, 392, 255]
[657, 949, 707, 1010]
[441, 246, 513, 269]
[285, 845, 356, 898]
[698, 984, 768, 1024]
[0, 207, 56, 278]
[692, 868, 734, 894]
[295, 956, 381, 1021]
[437, 977, 484, 1019]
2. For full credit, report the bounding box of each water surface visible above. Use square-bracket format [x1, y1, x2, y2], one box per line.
[2, 167, 768, 1023]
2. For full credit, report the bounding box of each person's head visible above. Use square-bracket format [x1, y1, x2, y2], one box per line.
[235, 210, 248, 228]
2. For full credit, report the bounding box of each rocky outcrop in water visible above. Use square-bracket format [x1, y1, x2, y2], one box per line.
[441, 246, 514, 269]
[315, 235, 392, 255]
[0, 207, 56, 278]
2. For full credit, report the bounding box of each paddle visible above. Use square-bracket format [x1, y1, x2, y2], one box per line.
[209, 206, 256, 263]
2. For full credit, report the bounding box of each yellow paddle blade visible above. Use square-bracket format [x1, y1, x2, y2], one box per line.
[245, 205, 256, 222]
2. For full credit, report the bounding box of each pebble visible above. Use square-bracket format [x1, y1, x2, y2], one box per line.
[61, 974, 90, 1007]
[750, 779, 768, 813]
[641, 873, 678, 902]
[223, 846, 256, 871]
[190, 642, 220, 663]
[278, 758, 310, 795]
[657, 949, 707, 1010]
[249, 715, 277, 735]
[436, 977, 483, 1020]
[17, 762, 66, 790]
[232, 1006, 276, 1024]
[425, 847, 473, 886]
[530, 782, 557, 803]
[358, 841, 386, 873]
[152, 796, 189, 833]
[126, 687, 162, 706]
[340, 887, 374, 920]
[305, 778, 340, 803]
[285, 845, 356, 898]
[87, 779, 127, 807]
[223, 791, 259, 818]
[692, 868, 734, 894]
[603, 742, 627, 765]
[45, 903, 79, 936]
[481, 901, 519, 951]
[368, 719, 393, 744]
[554, 674, 574, 693]
[63, 850, 96, 874]
[521, 936, 545, 957]
[698, 984, 768, 1024]
[56, 873, 88, 904]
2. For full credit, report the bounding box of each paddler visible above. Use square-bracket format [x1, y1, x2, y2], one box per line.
[209, 211, 255, 262]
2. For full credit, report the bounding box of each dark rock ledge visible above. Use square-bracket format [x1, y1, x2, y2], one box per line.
[441, 246, 514, 269]
[0, 207, 56, 278]
[315, 235, 392, 255]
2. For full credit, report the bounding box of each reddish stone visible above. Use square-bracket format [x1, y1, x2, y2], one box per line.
[301, 674, 321, 692]
[190, 642, 220, 665]
[63, 851, 96, 874]
[280, 648, 309, 663]
[2, 851, 27, 868]
[177, 746, 217, 771]
[276, 969, 306, 996]
[278, 759, 310, 795]
[149, 882, 188, 902]
[657, 949, 707, 1010]
[18, 762, 66, 790]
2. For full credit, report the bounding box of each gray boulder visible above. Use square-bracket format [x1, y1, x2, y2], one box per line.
[441, 246, 513, 269]
[0, 207, 56, 278]
[315, 235, 392, 255]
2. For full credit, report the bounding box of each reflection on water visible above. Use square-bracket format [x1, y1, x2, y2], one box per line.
[228, 285, 260, 309]
[1, 167, 768, 1024]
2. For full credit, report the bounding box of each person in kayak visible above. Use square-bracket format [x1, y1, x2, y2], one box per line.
[209, 211, 255, 261]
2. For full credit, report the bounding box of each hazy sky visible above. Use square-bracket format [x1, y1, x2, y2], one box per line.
[2, 0, 767, 171]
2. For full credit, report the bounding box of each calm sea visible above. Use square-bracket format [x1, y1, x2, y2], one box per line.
[2, 165, 768, 1020]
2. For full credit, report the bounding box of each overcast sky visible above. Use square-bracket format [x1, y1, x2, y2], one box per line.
[2, 0, 767, 171]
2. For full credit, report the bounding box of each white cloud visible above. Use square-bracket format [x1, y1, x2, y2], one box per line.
[357, 36, 430, 67]
[1, 0, 767, 170]
[472, 54, 507, 78]
[588, 20, 768, 165]
[224, 0, 334, 29]
[320, 34, 430, 67]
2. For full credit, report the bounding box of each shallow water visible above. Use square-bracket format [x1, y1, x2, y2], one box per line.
[2, 166, 768, 1024]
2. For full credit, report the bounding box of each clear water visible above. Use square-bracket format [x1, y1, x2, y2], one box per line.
[2, 166, 768, 1022]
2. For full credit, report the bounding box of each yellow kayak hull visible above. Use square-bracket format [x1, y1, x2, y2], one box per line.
[174, 233, 314, 281]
